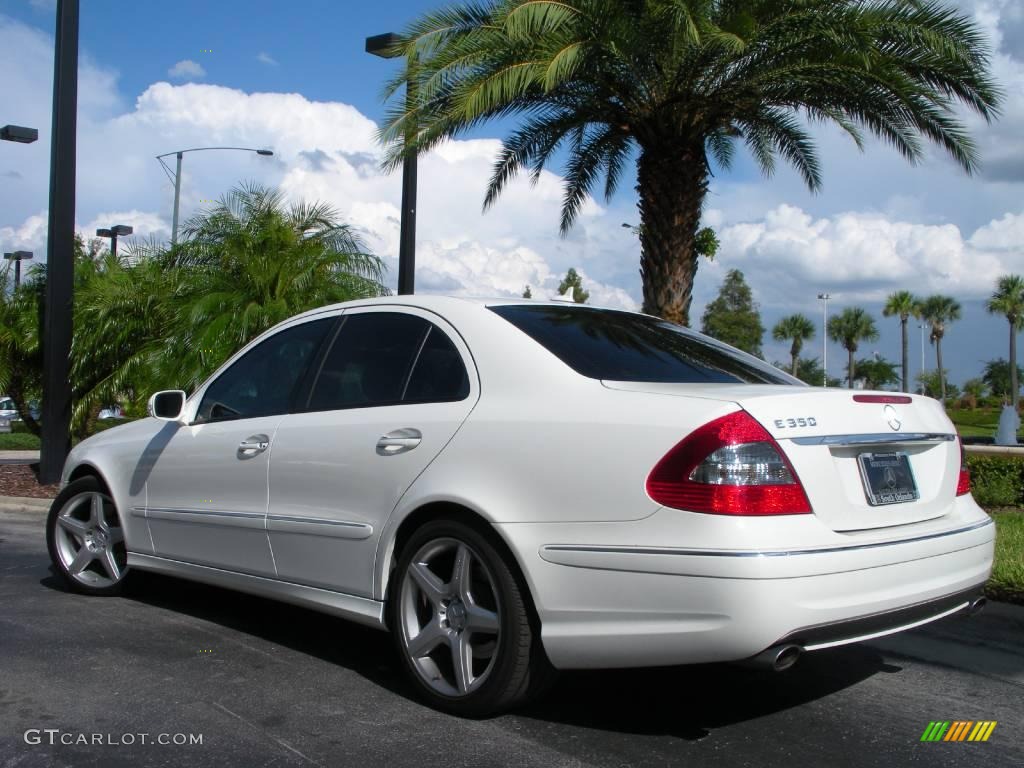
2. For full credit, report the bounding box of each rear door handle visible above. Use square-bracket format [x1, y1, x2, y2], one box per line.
[238, 434, 271, 457]
[377, 428, 422, 456]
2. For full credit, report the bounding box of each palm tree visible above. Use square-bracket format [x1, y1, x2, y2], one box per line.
[918, 294, 962, 403]
[380, 1, 1000, 325]
[827, 308, 879, 389]
[173, 183, 387, 387]
[772, 314, 815, 377]
[986, 275, 1024, 408]
[882, 291, 920, 393]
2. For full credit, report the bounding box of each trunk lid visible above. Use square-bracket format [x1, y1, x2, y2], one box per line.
[603, 382, 960, 531]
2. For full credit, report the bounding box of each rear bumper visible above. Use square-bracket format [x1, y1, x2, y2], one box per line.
[496, 508, 995, 670]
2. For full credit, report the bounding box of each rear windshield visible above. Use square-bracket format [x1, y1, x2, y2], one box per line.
[489, 305, 798, 385]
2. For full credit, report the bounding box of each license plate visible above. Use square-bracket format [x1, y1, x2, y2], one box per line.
[857, 452, 919, 506]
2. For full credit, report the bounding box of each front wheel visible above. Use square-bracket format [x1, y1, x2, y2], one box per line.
[389, 519, 548, 716]
[46, 476, 130, 596]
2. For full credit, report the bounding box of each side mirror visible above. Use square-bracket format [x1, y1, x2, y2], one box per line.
[148, 390, 186, 421]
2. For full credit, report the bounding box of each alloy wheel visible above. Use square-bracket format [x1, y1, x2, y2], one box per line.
[398, 537, 502, 697]
[52, 491, 127, 588]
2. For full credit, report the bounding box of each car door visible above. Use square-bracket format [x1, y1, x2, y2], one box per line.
[267, 307, 478, 596]
[145, 316, 336, 576]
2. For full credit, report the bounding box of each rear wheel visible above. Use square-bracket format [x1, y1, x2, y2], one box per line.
[389, 519, 547, 716]
[46, 476, 130, 596]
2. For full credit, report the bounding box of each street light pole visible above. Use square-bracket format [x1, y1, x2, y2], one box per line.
[156, 147, 273, 246]
[171, 151, 182, 246]
[40, 0, 79, 485]
[367, 32, 417, 295]
[96, 225, 133, 258]
[4, 251, 34, 288]
[817, 293, 831, 387]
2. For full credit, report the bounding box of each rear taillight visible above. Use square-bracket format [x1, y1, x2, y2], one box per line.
[956, 438, 970, 496]
[646, 411, 812, 515]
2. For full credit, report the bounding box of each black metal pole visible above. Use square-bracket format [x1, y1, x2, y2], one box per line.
[397, 57, 417, 295]
[110, 233, 117, 258]
[39, 0, 78, 485]
[398, 152, 417, 295]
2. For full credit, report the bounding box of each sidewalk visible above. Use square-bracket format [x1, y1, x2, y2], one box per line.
[0, 450, 40, 464]
[0, 495, 50, 513]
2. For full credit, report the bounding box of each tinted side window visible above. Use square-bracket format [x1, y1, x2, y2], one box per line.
[404, 327, 470, 403]
[196, 318, 333, 423]
[489, 305, 796, 385]
[307, 313, 429, 411]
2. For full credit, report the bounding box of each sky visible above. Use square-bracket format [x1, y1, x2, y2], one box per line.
[1, 0, 1024, 387]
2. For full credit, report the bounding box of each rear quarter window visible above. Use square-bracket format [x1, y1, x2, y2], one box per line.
[489, 305, 799, 385]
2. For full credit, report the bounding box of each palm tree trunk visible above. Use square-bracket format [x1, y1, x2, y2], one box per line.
[848, 349, 855, 389]
[1010, 319, 1019, 409]
[790, 341, 799, 376]
[636, 143, 707, 326]
[936, 338, 946, 402]
[900, 315, 909, 393]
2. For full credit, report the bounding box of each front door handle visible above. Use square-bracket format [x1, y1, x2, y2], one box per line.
[377, 428, 422, 456]
[238, 434, 270, 458]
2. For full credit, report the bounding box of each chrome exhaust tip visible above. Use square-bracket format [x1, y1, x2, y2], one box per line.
[742, 643, 804, 672]
[968, 596, 987, 616]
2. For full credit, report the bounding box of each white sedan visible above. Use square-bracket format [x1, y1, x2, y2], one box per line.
[46, 296, 994, 716]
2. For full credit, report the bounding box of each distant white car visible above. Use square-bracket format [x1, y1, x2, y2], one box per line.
[46, 297, 994, 716]
[0, 397, 19, 421]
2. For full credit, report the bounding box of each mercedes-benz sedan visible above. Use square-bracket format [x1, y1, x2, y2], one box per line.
[47, 297, 994, 716]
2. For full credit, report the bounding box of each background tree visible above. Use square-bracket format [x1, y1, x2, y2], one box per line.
[381, 0, 1000, 325]
[854, 357, 900, 390]
[701, 269, 764, 356]
[919, 294, 962, 403]
[827, 307, 879, 389]
[982, 358, 1024, 400]
[883, 290, 920, 393]
[557, 267, 589, 303]
[774, 356, 840, 388]
[986, 274, 1024, 409]
[522, 285, 532, 298]
[772, 314, 815, 377]
[962, 377, 987, 409]
[917, 369, 958, 401]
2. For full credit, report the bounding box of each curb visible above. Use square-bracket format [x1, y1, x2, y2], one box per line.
[0, 496, 52, 513]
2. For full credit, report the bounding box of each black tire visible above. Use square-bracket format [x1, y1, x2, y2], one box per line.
[388, 518, 551, 717]
[46, 476, 131, 597]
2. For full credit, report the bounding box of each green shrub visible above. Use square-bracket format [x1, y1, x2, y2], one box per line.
[967, 454, 1024, 508]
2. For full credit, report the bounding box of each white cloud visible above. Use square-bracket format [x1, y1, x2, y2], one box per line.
[167, 59, 205, 80]
[256, 52, 278, 66]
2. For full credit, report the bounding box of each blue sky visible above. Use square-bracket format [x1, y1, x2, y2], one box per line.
[2, 0, 1024, 389]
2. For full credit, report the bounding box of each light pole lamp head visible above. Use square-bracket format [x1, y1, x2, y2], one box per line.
[256, 149, 274, 156]
[96, 228, 113, 237]
[366, 32, 404, 58]
[1, 125, 38, 144]
[111, 225, 133, 236]
[4, 251, 33, 260]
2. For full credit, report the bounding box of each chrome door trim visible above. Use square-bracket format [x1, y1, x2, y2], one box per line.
[126, 552, 385, 628]
[145, 506, 266, 530]
[790, 433, 956, 446]
[266, 514, 374, 540]
[541, 518, 994, 561]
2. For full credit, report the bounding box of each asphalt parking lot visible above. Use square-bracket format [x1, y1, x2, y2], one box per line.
[2, 505, 1022, 768]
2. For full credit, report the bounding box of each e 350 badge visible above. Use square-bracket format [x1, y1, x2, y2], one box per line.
[773, 416, 818, 429]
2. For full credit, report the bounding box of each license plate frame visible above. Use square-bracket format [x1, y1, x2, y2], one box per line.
[857, 451, 919, 506]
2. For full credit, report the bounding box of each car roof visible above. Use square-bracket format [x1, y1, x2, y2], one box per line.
[287, 295, 645, 323]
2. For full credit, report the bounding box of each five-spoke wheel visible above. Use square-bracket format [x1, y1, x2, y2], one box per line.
[389, 519, 550, 716]
[46, 477, 129, 595]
